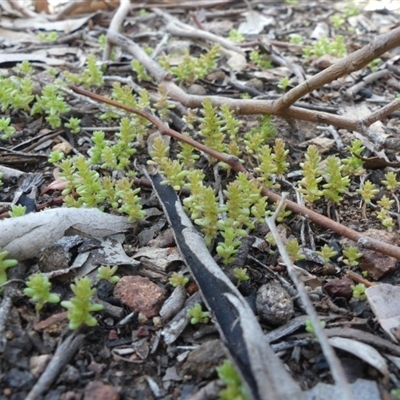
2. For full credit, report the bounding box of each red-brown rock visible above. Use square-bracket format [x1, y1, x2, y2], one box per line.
[114, 276, 167, 318]
[323, 278, 353, 300]
[84, 381, 120, 400]
[359, 229, 398, 280]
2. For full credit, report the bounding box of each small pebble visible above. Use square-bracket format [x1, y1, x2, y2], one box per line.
[256, 282, 293, 325]
[114, 276, 167, 318]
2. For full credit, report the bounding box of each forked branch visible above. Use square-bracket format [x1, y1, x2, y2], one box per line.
[105, 25, 400, 147]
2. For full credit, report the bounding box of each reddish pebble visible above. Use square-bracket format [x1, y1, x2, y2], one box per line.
[83, 381, 120, 400]
[114, 276, 167, 318]
[323, 278, 353, 299]
[136, 326, 150, 337]
[108, 329, 119, 341]
[186, 281, 198, 295]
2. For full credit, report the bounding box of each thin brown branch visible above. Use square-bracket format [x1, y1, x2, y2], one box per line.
[346, 270, 374, 288]
[69, 86, 400, 260]
[360, 98, 400, 128]
[105, 28, 400, 139]
[273, 25, 400, 112]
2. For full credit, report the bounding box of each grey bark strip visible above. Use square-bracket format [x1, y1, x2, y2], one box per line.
[144, 169, 303, 400]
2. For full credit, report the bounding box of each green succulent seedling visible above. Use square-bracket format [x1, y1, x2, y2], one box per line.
[368, 58, 382, 72]
[131, 60, 151, 82]
[343, 2, 360, 18]
[382, 171, 400, 192]
[266, 201, 292, 222]
[48, 150, 65, 164]
[14, 60, 34, 75]
[64, 54, 104, 88]
[233, 267, 250, 283]
[357, 179, 379, 218]
[249, 50, 272, 69]
[61, 277, 104, 330]
[322, 156, 350, 203]
[298, 144, 323, 205]
[356, 180, 378, 205]
[343, 246, 363, 268]
[82, 54, 104, 88]
[303, 35, 346, 59]
[65, 117, 81, 134]
[0, 248, 18, 287]
[0, 73, 34, 112]
[278, 76, 291, 90]
[378, 195, 394, 211]
[149, 136, 187, 190]
[200, 98, 226, 155]
[160, 44, 220, 85]
[187, 303, 210, 325]
[391, 389, 400, 399]
[330, 14, 345, 29]
[305, 318, 326, 334]
[31, 84, 70, 129]
[376, 208, 394, 232]
[98, 34, 107, 50]
[289, 34, 303, 45]
[342, 139, 365, 176]
[244, 115, 276, 156]
[217, 359, 249, 400]
[97, 265, 120, 284]
[316, 244, 338, 263]
[155, 85, 175, 121]
[216, 224, 243, 265]
[9, 205, 27, 217]
[0, 117, 16, 140]
[38, 31, 59, 42]
[168, 272, 189, 287]
[23, 273, 60, 312]
[228, 29, 244, 43]
[351, 283, 367, 300]
[98, 34, 117, 60]
[285, 238, 305, 262]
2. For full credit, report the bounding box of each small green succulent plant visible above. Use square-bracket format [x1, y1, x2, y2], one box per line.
[23, 273, 60, 312]
[61, 277, 104, 330]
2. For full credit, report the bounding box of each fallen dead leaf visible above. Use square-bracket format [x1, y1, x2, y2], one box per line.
[366, 283, 400, 343]
[0, 208, 131, 260]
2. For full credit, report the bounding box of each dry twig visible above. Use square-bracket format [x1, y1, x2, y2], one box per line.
[104, 24, 400, 149]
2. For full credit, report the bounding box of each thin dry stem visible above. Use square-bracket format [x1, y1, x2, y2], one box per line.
[273, 26, 400, 111]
